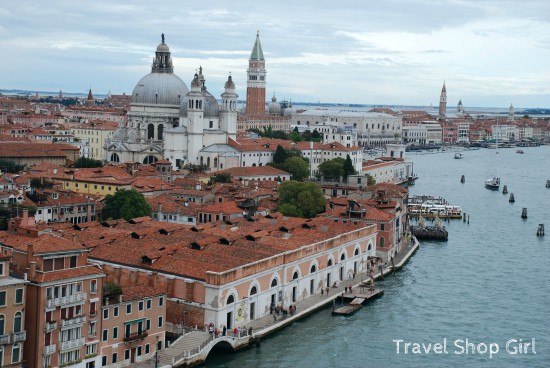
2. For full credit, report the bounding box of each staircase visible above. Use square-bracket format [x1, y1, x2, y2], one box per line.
[157, 331, 211, 367]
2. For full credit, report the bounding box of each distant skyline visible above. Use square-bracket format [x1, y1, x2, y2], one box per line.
[1, 0, 549, 108]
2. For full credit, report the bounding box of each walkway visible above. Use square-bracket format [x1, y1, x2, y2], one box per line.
[142, 238, 419, 367]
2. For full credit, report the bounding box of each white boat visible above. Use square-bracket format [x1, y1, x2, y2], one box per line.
[454, 152, 464, 159]
[485, 119, 500, 190]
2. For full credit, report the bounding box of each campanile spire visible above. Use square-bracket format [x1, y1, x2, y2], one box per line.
[245, 31, 267, 115]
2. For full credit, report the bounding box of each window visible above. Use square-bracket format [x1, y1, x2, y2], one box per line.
[158, 316, 163, 328]
[137, 346, 142, 356]
[103, 308, 109, 320]
[145, 344, 150, 354]
[125, 349, 130, 360]
[0, 315, 4, 335]
[113, 327, 118, 339]
[13, 312, 22, 333]
[126, 304, 132, 315]
[146, 299, 152, 310]
[112, 353, 117, 363]
[139, 301, 144, 311]
[158, 296, 164, 307]
[12, 343, 21, 364]
[90, 279, 97, 294]
[113, 306, 119, 317]
[86, 343, 97, 356]
[102, 329, 108, 342]
[0, 263, 3, 276]
[0, 291, 6, 306]
[146, 319, 151, 331]
[102, 356, 107, 366]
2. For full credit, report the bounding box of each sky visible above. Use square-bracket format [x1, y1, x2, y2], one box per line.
[1, 0, 549, 108]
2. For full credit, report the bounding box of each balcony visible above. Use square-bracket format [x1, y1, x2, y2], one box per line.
[60, 337, 85, 351]
[123, 331, 148, 343]
[12, 331, 26, 342]
[0, 334, 10, 345]
[44, 344, 56, 355]
[60, 315, 86, 328]
[45, 321, 57, 332]
[46, 292, 87, 308]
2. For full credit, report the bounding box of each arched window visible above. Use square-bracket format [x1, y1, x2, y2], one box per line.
[250, 286, 257, 296]
[310, 265, 317, 273]
[340, 253, 346, 261]
[13, 312, 22, 333]
[380, 237, 385, 248]
[158, 124, 164, 140]
[207, 157, 211, 167]
[11, 343, 20, 364]
[367, 243, 372, 251]
[354, 248, 359, 256]
[147, 124, 155, 139]
[0, 315, 4, 335]
[292, 272, 299, 280]
[226, 295, 235, 305]
[143, 155, 158, 165]
[214, 157, 218, 168]
[110, 153, 120, 163]
[271, 278, 278, 288]
[327, 259, 333, 267]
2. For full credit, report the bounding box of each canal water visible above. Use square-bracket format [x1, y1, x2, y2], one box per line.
[205, 146, 549, 367]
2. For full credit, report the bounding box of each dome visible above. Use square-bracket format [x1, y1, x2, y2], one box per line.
[268, 95, 282, 115]
[180, 89, 219, 118]
[132, 73, 189, 106]
[156, 42, 170, 53]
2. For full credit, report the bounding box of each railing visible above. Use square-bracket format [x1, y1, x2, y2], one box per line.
[60, 337, 85, 351]
[12, 330, 26, 342]
[0, 334, 10, 345]
[172, 329, 251, 364]
[46, 292, 87, 308]
[123, 331, 148, 343]
[61, 315, 86, 328]
[44, 344, 56, 355]
[45, 321, 57, 332]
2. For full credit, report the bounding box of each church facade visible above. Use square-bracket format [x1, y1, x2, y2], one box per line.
[105, 35, 237, 169]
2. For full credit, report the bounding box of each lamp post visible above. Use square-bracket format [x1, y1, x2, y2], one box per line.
[155, 336, 159, 368]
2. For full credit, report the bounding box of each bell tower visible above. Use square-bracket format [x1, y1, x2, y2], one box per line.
[221, 74, 238, 140]
[438, 82, 447, 119]
[245, 31, 266, 115]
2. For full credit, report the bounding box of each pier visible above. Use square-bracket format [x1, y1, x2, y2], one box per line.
[332, 289, 384, 316]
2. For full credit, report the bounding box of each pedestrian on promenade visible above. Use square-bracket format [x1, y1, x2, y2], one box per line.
[222, 325, 226, 336]
[349, 285, 352, 293]
[326, 286, 330, 295]
[321, 288, 324, 296]
[273, 313, 277, 322]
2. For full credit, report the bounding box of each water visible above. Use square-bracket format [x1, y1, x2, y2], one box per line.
[205, 146, 550, 368]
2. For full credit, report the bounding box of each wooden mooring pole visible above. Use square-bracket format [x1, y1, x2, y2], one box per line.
[521, 208, 528, 219]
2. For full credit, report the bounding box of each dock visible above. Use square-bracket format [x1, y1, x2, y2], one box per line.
[331, 289, 384, 316]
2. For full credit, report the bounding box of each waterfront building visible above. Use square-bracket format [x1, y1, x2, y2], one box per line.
[0, 142, 80, 167]
[24, 188, 97, 225]
[291, 110, 402, 147]
[0, 255, 28, 368]
[401, 125, 427, 145]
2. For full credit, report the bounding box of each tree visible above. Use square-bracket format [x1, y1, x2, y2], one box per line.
[272, 130, 289, 140]
[278, 181, 325, 218]
[281, 157, 309, 181]
[0, 159, 24, 173]
[74, 156, 103, 168]
[210, 172, 232, 184]
[311, 129, 321, 140]
[343, 154, 356, 178]
[101, 189, 152, 221]
[273, 145, 288, 164]
[366, 173, 376, 186]
[30, 178, 55, 189]
[289, 130, 302, 142]
[318, 158, 345, 180]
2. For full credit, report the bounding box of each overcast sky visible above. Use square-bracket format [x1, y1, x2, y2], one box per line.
[1, 0, 549, 107]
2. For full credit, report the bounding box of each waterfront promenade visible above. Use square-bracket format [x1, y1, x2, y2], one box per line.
[135, 238, 419, 367]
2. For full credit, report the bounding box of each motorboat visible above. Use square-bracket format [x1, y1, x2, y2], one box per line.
[454, 152, 464, 159]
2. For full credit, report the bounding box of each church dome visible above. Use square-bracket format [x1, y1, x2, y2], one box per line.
[131, 73, 189, 107]
[156, 42, 170, 53]
[180, 90, 219, 118]
[268, 94, 282, 115]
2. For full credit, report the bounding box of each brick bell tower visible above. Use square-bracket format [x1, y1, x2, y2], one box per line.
[245, 31, 266, 115]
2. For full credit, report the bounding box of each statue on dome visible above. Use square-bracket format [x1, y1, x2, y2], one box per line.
[161, 33, 165, 43]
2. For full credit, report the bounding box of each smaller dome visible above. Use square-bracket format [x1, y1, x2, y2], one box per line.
[268, 94, 282, 115]
[224, 75, 235, 90]
[191, 74, 201, 88]
[180, 89, 219, 119]
[156, 42, 170, 53]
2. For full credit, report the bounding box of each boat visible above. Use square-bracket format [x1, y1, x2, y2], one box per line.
[485, 119, 501, 190]
[516, 149, 524, 154]
[454, 152, 464, 159]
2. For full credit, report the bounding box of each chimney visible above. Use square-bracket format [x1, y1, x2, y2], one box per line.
[27, 243, 34, 265]
[72, 234, 77, 243]
[22, 210, 29, 226]
[29, 262, 37, 279]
